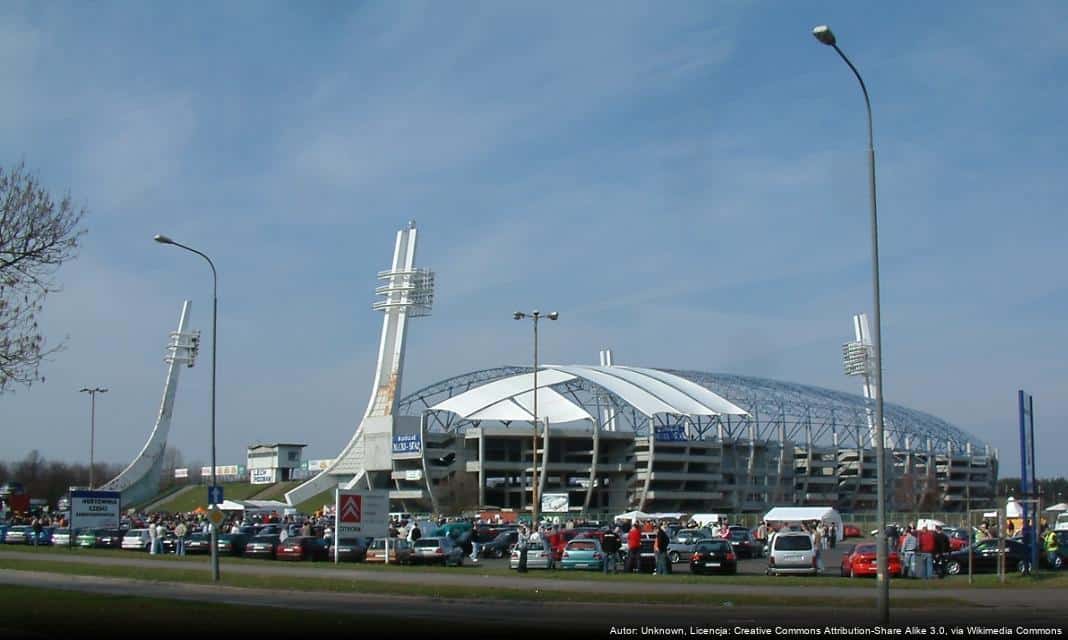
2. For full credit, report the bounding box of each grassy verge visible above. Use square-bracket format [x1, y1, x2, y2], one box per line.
[149, 482, 268, 513]
[3, 544, 1066, 589]
[0, 584, 502, 636]
[0, 557, 972, 609]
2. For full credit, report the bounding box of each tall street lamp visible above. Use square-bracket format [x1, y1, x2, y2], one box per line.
[812, 24, 889, 624]
[154, 233, 220, 583]
[79, 387, 108, 489]
[513, 310, 558, 525]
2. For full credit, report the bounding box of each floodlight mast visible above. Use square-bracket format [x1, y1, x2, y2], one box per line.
[79, 387, 108, 489]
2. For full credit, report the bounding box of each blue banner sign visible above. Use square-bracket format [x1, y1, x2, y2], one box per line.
[392, 433, 421, 454]
[654, 425, 687, 442]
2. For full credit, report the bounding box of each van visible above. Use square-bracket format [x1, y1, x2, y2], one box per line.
[1055, 513, 1068, 532]
[767, 531, 821, 576]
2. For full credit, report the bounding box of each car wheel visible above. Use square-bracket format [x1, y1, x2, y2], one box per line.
[669, 551, 680, 564]
[945, 560, 961, 576]
[1017, 560, 1029, 575]
[1053, 555, 1063, 570]
[496, 549, 505, 559]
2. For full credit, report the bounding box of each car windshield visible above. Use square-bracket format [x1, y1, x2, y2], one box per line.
[774, 535, 812, 551]
[729, 530, 747, 540]
[414, 539, 443, 548]
[853, 544, 876, 555]
[695, 541, 730, 553]
[567, 540, 597, 551]
[125, 530, 147, 537]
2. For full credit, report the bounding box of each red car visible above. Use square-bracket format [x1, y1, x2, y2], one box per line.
[276, 536, 329, 561]
[842, 524, 862, 539]
[840, 543, 902, 578]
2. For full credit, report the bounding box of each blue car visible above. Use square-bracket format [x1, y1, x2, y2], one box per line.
[559, 538, 605, 571]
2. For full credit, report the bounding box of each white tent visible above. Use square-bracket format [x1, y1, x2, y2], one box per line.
[217, 499, 247, 512]
[1043, 503, 1068, 512]
[690, 513, 728, 527]
[762, 506, 843, 536]
[614, 510, 651, 522]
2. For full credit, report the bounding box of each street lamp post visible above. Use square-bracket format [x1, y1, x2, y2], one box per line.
[79, 387, 108, 489]
[812, 24, 889, 624]
[154, 234, 220, 583]
[513, 310, 559, 525]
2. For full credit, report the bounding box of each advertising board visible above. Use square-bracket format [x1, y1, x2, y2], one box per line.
[392, 433, 421, 454]
[250, 468, 276, 485]
[70, 490, 121, 530]
[541, 492, 570, 513]
[173, 468, 189, 479]
[654, 425, 687, 442]
[334, 489, 389, 541]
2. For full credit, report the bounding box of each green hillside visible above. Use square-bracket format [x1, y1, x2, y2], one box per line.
[247, 480, 301, 502]
[148, 482, 265, 513]
[293, 488, 336, 516]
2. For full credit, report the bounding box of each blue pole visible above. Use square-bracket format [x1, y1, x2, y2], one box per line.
[1028, 395, 1038, 572]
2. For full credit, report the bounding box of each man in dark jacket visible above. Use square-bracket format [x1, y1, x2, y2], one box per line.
[654, 522, 671, 575]
[602, 527, 621, 573]
[933, 525, 950, 578]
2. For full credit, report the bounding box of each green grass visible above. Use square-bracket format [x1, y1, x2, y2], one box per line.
[0, 557, 971, 609]
[148, 482, 270, 513]
[292, 487, 336, 516]
[0, 584, 504, 635]
[247, 480, 301, 501]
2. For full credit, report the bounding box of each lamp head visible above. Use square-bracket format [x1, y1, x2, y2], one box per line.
[547, 312, 559, 320]
[79, 387, 89, 393]
[513, 311, 526, 320]
[154, 234, 175, 245]
[812, 25, 836, 46]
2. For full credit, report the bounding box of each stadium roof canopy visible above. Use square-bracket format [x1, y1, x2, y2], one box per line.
[429, 365, 747, 423]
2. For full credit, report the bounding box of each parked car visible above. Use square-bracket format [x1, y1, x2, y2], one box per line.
[689, 539, 738, 575]
[277, 536, 330, 561]
[509, 541, 554, 570]
[620, 532, 665, 574]
[243, 534, 281, 559]
[184, 533, 212, 555]
[122, 529, 152, 551]
[727, 526, 763, 559]
[365, 538, 413, 564]
[76, 528, 124, 549]
[481, 530, 519, 559]
[560, 538, 605, 571]
[327, 537, 368, 562]
[34, 527, 55, 546]
[51, 528, 73, 546]
[943, 538, 1060, 575]
[839, 543, 903, 578]
[3, 526, 33, 544]
[666, 528, 714, 564]
[842, 524, 862, 539]
[411, 536, 465, 566]
[160, 532, 179, 554]
[767, 531, 821, 576]
[216, 533, 249, 556]
[941, 527, 970, 551]
[548, 529, 587, 562]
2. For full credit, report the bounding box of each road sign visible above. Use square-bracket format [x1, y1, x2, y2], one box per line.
[70, 490, 121, 531]
[208, 485, 224, 505]
[208, 507, 224, 526]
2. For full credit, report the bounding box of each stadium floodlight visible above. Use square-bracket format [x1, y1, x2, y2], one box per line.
[813, 23, 889, 624]
[513, 310, 560, 525]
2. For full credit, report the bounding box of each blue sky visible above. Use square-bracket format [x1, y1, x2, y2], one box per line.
[2, 1, 1066, 479]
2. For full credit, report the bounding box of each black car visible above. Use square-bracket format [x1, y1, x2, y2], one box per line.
[727, 526, 763, 559]
[943, 538, 1059, 575]
[480, 530, 519, 559]
[244, 534, 281, 559]
[184, 533, 213, 555]
[328, 537, 368, 562]
[689, 539, 738, 575]
[216, 533, 249, 556]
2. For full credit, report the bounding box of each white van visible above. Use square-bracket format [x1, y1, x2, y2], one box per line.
[1055, 513, 1068, 532]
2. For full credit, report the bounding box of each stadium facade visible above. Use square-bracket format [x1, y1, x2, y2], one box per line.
[286, 222, 997, 515]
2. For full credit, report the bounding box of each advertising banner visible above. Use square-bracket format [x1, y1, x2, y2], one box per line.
[654, 425, 687, 442]
[392, 433, 421, 454]
[541, 492, 570, 513]
[250, 468, 276, 485]
[335, 490, 389, 542]
[200, 465, 240, 477]
[70, 490, 121, 530]
[173, 468, 189, 479]
[404, 470, 423, 481]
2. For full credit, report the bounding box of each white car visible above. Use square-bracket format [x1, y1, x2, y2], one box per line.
[767, 532, 821, 576]
[510, 541, 554, 570]
[122, 529, 152, 551]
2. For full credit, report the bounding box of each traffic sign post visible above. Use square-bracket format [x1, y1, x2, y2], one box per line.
[208, 507, 224, 527]
[208, 485, 224, 506]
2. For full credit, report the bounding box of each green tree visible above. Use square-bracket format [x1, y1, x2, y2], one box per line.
[0, 162, 87, 392]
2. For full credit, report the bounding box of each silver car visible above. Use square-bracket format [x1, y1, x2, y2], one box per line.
[767, 532, 821, 576]
[510, 541, 554, 570]
[122, 529, 152, 551]
[411, 536, 464, 566]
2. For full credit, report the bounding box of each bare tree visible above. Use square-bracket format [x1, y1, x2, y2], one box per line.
[0, 162, 87, 392]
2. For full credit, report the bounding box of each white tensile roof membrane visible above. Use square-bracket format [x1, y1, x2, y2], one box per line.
[428, 365, 748, 422]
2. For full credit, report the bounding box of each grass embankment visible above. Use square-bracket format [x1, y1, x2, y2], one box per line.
[247, 480, 301, 501]
[0, 557, 970, 609]
[0, 585, 502, 636]
[293, 487, 336, 515]
[148, 482, 269, 513]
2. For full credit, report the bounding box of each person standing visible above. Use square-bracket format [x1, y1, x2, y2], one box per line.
[1044, 527, 1059, 569]
[626, 523, 641, 573]
[602, 527, 621, 574]
[149, 518, 159, 555]
[517, 525, 529, 573]
[933, 526, 950, 578]
[174, 521, 187, 556]
[917, 525, 935, 579]
[829, 523, 837, 549]
[654, 522, 670, 576]
[900, 525, 918, 578]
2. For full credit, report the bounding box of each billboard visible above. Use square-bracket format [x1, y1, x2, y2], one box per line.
[392, 433, 421, 454]
[70, 490, 121, 530]
[200, 465, 240, 478]
[334, 489, 388, 550]
[654, 425, 687, 442]
[541, 492, 570, 513]
[250, 468, 276, 485]
[173, 468, 189, 479]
